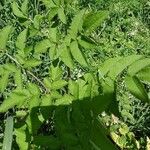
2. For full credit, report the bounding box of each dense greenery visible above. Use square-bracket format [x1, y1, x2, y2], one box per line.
[0, 0, 150, 149]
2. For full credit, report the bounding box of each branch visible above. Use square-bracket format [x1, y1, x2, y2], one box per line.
[26, 70, 49, 93]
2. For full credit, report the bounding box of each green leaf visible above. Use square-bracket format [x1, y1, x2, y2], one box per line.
[68, 80, 79, 99]
[91, 77, 115, 115]
[27, 83, 40, 96]
[26, 113, 41, 135]
[137, 67, 150, 83]
[61, 133, 78, 146]
[15, 126, 29, 150]
[0, 66, 4, 75]
[23, 59, 41, 68]
[21, 0, 28, 15]
[14, 70, 23, 89]
[60, 44, 74, 68]
[41, 94, 53, 106]
[58, 8, 66, 24]
[125, 75, 149, 103]
[70, 41, 88, 67]
[49, 44, 57, 60]
[77, 79, 87, 98]
[33, 15, 43, 29]
[43, 77, 52, 89]
[51, 80, 68, 90]
[51, 91, 62, 99]
[40, 0, 56, 8]
[0, 71, 10, 93]
[107, 55, 143, 80]
[15, 54, 25, 64]
[99, 57, 121, 77]
[33, 136, 61, 149]
[16, 28, 28, 50]
[0, 90, 27, 112]
[53, 0, 61, 6]
[34, 39, 51, 54]
[64, 0, 73, 4]
[3, 63, 17, 72]
[2, 116, 13, 150]
[83, 11, 109, 34]
[55, 94, 73, 105]
[90, 119, 118, 150]
[12, 1, 27, 18]
[48, 7, 58, 21]
[0, 26, 12, 50]
[48, 28, 57, 43]
[24, 46, 33, 56]
[28, 96, 40, 110]
[49, 65, 63, 81]
[69, 9, 85, 39]
[28, 27, 39, 37]
[78, 36, 97, 49]
[64, 35, 71, 46]
[127, 58, 150, 76]
[79, 84, 91, 99]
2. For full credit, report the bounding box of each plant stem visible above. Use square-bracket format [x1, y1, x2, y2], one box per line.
[26, 70, 49, 93]
[5, 53, 21, 67]
[5, 53, 49, 93]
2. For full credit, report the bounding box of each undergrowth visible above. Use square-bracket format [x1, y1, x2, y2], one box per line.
[0, 0, 150, 149]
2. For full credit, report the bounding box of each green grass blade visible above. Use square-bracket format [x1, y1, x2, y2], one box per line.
[2, 116, 14, 150]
